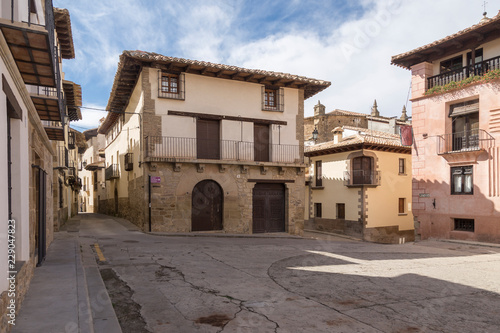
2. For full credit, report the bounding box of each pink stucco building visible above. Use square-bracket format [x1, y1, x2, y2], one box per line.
[392, 12, 500, 243]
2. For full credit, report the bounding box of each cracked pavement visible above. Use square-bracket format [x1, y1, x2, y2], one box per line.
[73, 214, 500, 333]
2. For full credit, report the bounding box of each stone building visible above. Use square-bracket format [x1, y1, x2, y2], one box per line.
[304, 100, 410, 144]
[392, 11, 500, 243]
[79, 127, 106, 213]
[97, 50, 330, 234]
[0, 1, 80, 330]
[305, 126, 414, 243]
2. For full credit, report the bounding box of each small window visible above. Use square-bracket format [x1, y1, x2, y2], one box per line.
[314, 203, 322, 218]
[159, 72, 185, 99]
[315, 161, 322, 187]
[454, 218, 474, 232]
[440, 55, 463, 73]
[262, 86, 284, 111]
[399, 158, 405, 175]
[451, 166, 473, 195]
[336, 203, 345, 219]
[398, 198, 406, 214]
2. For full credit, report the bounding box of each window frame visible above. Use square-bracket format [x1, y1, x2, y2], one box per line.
[398, 158, 405, 175]
[314, 203, 322, 218]
[454, 218, 474, 232]
[315, 160, 323, 187]
[159, 71, 185, 100]
[398, 198, 406, 215]
[451, 165, 473, 195]
[336, 203, 345, 219]
[440, 55, 463, 73]
[262, 86, 284, 111]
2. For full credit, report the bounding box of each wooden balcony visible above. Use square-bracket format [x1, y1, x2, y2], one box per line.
[427, 55, 500, 90]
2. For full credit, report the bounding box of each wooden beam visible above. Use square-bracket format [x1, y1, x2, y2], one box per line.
[168, 110, 287, 125]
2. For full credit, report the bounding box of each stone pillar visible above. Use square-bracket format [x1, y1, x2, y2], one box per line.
[410, 62, 433, 100]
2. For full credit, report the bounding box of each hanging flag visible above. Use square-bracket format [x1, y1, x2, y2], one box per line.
[400, 125, 413, 146]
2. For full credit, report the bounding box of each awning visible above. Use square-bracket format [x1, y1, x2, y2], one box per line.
[0, 19, 56, 87]
[30, 90, 61, 121]
[85, 161, 105, 171]
[44, 126, 64, 141]
[63, 80, 82, 121]
[449, 100, 479, 117]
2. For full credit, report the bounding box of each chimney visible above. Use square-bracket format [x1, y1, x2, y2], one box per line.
[314, 100, 325, 116]
[332, 127, 343, 144]
[371, 99, 380, 117]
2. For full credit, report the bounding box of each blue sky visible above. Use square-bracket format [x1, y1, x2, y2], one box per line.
[53, 0, 498, 131]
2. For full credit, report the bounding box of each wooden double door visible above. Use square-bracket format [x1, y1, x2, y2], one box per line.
[252, 183, 285, 233]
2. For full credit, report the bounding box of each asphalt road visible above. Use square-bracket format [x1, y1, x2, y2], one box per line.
[74, 214, 500, 333]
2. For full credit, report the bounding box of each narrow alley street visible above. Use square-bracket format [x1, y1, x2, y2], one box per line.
[15, 214, 500, 332]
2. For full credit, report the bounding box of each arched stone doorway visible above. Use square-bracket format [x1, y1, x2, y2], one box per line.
[192, 180, 223, 231]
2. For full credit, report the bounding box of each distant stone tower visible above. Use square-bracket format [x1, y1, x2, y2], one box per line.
[400, 105, 409, 122]
[314, 100, 325, 116]
[371, 99, 380, 117]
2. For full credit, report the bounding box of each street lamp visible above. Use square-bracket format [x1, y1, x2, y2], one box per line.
[312, 126, 318, 142]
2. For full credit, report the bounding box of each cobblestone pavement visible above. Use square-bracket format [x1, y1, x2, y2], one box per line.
[78, 214, 500, 333]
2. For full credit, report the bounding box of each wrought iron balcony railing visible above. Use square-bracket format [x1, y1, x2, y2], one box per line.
[124, 153, 133, 171]
[105, 164, 119, 180]
[68, 132, 76, 150]
[145, 136, 302, 164]
[437, 129, 494, 154]
[427, 55, 500, 90]
[343, 170, 380, 187]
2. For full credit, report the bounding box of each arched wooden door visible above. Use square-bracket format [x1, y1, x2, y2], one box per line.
[192, 180, 223, 231]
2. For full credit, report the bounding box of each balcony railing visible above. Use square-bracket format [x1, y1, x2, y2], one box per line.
[427, 55, 500, 90]
[437, 129, 494, 154]
[68, 132, 76, 150]
[105, 164, 119, 180]
[54, 146, 68, 168]
[145, 136, 302, 163]
[31, 85, 58, 97]
[343, 170, 380, 187]
[125, 153, 133, 171]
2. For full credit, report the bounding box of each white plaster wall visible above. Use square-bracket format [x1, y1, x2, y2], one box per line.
[150, 69, 300, 147]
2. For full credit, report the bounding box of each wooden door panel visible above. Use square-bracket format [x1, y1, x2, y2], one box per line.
[254, 124, 270, 162]
[197, 119, 220, 159]
[192, 180, 223, 231]
[252, 183, 285, 233]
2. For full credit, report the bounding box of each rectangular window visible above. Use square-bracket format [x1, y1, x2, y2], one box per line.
[440, 55, 463, 73]
[454, 218, 474, 232]
[450, 100, 479, 151]
[315, 161, 322, 187]
[159, 72, 185, 99]
[399, 198, 406, 214]
[451, 166, 473, 195]
[314, 203, 322, 218]
[262, 86, 284, 111]
[399, 158, 405, 175]
[336, 203, 345, 219]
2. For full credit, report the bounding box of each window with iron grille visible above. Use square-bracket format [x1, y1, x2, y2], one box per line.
[451, 166, 473, 195]
[314, 203, 322, 218]
[125, 152, 133, 171]
[159, 72, 185, 100]
[454, 218, 474, 232]
[262, 86, 284, 111]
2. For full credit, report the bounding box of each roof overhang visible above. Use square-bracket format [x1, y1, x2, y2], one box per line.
[305, 142, 411, 157]
[54, 8, 75, 59]
[98, 50, 331, 134]
[63, 80, 82, 121]
[30, 87, 61, 121]
[0, 18, 56, 87]
[391, 13, 500, 69]
[44, 125, 64, 141]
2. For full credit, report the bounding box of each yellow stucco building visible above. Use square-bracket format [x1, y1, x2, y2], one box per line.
[305, 126, 414, 243]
